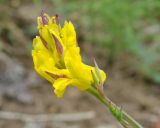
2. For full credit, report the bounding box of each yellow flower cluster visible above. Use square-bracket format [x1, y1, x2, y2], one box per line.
[32, 13, 106, 97]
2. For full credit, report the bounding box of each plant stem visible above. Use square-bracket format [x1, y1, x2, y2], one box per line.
[88, 87, 143, 128]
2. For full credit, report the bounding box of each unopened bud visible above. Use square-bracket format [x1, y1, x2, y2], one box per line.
[41, 11, 48, 25]
[52, 34, 63, 55]
[39, 35, 48, 49]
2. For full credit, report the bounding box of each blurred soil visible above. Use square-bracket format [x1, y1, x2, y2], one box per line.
[0, 1, 160, 128]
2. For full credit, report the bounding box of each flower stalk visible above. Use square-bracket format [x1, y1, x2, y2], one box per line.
[88, 60, 143, 128]
[88, 84, 143, 128]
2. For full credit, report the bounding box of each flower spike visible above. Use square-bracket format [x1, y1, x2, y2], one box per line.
[32, 12, 106, 97]
[32, 12, 143, 128]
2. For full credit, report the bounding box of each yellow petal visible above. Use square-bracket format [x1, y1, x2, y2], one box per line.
[100, 70, 106, 82]
[32, 50, 55, 83]
[53, 78, 72, 97]
[64, 47, 93, 89]
[61, 21, 77, 48]
[33, 36, 47, 51]
[64, 46, 106, 90]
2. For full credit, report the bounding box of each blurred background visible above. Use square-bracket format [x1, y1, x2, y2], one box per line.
[0, 0, 160, 128]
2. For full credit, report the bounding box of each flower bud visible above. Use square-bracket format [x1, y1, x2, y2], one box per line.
[39, 35, 49, 49]
[41, 11, 48, 25]
[52, 34, 63, 55]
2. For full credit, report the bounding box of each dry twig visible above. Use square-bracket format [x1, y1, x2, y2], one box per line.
[0, 111, 95, 122]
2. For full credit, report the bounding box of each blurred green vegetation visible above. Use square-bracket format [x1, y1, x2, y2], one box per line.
[51, 0, 160, 83]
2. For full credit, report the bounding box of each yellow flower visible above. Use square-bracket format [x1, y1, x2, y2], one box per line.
[32, 13, 106, 97]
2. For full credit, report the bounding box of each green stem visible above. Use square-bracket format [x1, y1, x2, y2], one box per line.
[88, 87, 143, 128]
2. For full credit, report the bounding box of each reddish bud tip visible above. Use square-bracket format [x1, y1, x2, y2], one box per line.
[52, 34, 63, 55]
[55, 14, 59, 24]
[41, 11, 48, 25]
